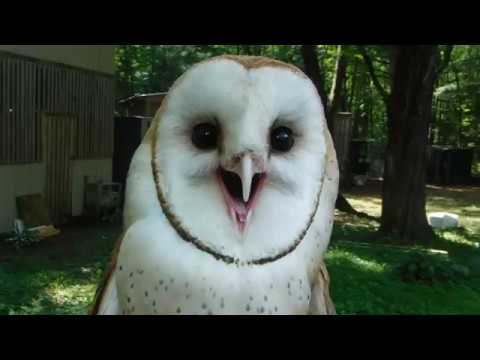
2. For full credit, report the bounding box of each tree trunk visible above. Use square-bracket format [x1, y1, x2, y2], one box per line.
[348, 60, 359, 111]
[300, 45, 363, 216]
[380, 46, 438, 245]
[327, 46, 348, 130]
[301, 45, 329, 114]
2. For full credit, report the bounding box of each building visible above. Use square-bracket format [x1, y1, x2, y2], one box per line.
[118, 92, 167, 120]
[113, 93, 167, 194]
[0, 45, 116, 233]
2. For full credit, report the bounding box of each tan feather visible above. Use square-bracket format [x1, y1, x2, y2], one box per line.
[90, 232, 125, 315]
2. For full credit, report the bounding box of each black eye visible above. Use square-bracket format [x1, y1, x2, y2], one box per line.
[271, 126, 295, 153]
[192, 123, 218, 150]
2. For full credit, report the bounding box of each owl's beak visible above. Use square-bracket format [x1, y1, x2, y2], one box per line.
[240, 156, 254, 203]
[218, 154, 266, 232]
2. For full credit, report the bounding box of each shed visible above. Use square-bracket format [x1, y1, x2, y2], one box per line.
[0, 45, 116, 233]
[118, 92, 167, 119]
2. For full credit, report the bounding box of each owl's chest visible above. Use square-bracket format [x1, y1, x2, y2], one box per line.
[115, 219, 317, 315]
[116, 251, 312, 315]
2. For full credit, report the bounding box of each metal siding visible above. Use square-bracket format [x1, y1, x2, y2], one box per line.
[0, 52, 114, 164]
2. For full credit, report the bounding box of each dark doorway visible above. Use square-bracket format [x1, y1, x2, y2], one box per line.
[113, 117, 143, 204]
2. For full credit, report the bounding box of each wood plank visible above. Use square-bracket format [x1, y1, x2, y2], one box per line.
[11, 59, 15, 163]
[35, 64, 41, 161]
[27, 61, 32, 162]
[42, 113, 74, 223]
[14, 59, 19, 163]
[6, 58, 12, 164]
[88, 74, 93, 158]
[0, 58, 5, 162]
[21, 59, 26, 162]
[72, 71, 78, 157]
[95, 78, 99, 157]
[39, 65, 45, 162]
[27, 61, 33, 162]
[24, 61, 29, 162]
[81, 73, 86, 158]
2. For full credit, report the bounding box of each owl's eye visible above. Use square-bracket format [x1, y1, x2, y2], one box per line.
[192, 123, 218, 151]
[271, 126, 295, 153]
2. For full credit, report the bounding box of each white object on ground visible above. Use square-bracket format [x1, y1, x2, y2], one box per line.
[13, 219, 25, 234]
[428, 212, 460, 230]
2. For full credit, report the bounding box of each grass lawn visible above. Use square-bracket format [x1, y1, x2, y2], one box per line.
[1, 181, 479, 315]
[0, 224, 120, 315]
[328, 181, 480, 315]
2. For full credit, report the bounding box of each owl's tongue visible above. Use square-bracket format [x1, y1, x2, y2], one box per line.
[218, 167, 265, 231]
[230, 200, 249, 225]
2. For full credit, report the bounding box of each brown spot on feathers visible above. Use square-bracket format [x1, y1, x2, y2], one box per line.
[206, 55, 308, 78]
[316, 261, 336, 315]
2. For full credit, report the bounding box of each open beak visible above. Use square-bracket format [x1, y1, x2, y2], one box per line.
[240, 156, 254, 203]
[217, 155, 266, 232]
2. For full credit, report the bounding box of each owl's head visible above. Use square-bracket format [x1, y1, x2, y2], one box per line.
[125, 56, 338, 264]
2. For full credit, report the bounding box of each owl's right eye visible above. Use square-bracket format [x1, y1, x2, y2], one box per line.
[192, 123, 219, 151]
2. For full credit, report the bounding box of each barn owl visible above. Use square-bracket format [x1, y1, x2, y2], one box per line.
[92, 55, 339, 315]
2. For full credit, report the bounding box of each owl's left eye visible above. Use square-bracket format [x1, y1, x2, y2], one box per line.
[192, 123, 218, 151]
[271, 126, 295, 153]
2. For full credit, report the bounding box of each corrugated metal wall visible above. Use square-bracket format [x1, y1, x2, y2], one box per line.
[0, 52, 115, 165]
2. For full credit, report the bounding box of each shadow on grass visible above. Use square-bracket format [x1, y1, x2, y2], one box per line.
[0, 224, 120, 315]
[326, 243, 480, 315]
[331, 220, 480, 276]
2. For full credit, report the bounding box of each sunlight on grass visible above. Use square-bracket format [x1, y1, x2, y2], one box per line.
[46, 283, 95, 307]
[440, 231, 478, 249]
[473, 162, 480, 176]
[329, 181, 480, 314]
[6, 279, 98, 315]
[346, 197, 382, 217]
[326, 248, 386, 273]
[326, 241, 480, 315]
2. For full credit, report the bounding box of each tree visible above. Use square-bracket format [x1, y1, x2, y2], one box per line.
[360, 45, 454, 244]
[301, 45, 378, 218]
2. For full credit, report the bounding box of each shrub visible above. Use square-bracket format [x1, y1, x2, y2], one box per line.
[396, 253, 470, 284]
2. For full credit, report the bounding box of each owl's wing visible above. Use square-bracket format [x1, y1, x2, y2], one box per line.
[90, 232, 126, 315]
[309, 260, 336, 315]
[309, 128, 339, 315]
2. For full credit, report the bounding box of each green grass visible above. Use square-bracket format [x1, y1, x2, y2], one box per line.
[0, 224, 119, 315]
[327, 181, 480, 315]
[326, 226, 480, 315]
[0, 182, 479, 315]
[473, 160, 480, 176]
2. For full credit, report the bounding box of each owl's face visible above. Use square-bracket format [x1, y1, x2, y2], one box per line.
[142, 56, 329, 263]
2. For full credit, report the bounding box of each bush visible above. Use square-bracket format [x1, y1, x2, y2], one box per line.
[396, 253, 470, 284]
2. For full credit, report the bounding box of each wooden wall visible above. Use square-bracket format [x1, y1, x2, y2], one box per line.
[333, 112, 354, 185]
[0, 51, 115, 165]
